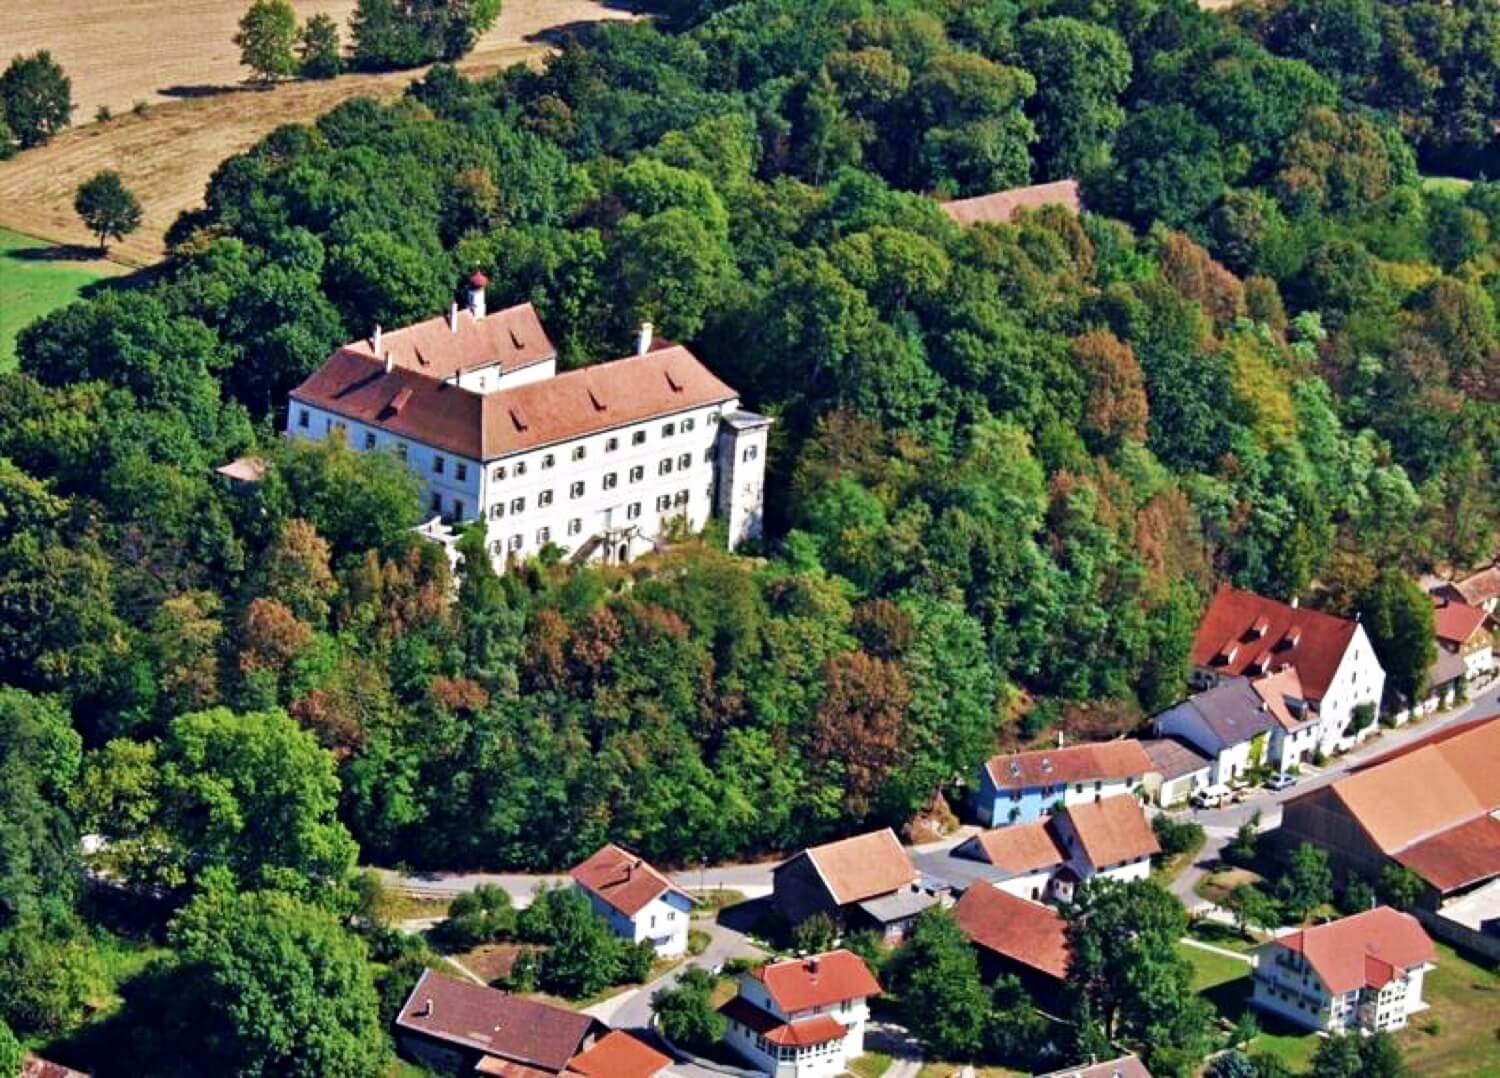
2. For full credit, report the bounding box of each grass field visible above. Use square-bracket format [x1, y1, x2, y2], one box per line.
[0, 227, 128, 369]
[0, 0, 637, 265]
[1397, 943, 1500, 1076]
[1177, 941, 1321, 1072]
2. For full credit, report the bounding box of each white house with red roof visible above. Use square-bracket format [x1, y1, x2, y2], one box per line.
[570, 843, 694, 957]
[1432, 596, 1494, 684]
[288, 274, 770, 571]
[718, 950, 881, 1077]
[1191, 584, 1385, 760]
[1250, 907, 1435, 1034]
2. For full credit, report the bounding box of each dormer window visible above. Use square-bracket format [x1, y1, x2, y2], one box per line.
[1247, 616, 1271, 640]
[1279, 626, 1303, 650]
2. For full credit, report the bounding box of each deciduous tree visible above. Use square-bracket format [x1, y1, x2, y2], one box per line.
[235, 0, 300, 83]
[0, 52, 72, 148]
[73, 170, 143, 252]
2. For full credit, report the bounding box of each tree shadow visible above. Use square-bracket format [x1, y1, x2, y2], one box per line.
[7, 242, 106, 262]
[158, 82, 270, 99]
[525, 19, 629, 47]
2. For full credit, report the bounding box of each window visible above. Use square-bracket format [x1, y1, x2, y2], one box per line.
[490, 541, 502, 556]
[674, 490, 689, 506]
[511, 497, 525, 513]
[490, 504, 505, 520]
[542, 453, 555, 470]
[632, 430, 647, 446]
[363, 431, 376, 450]
[682, 418, 695, 432]
[678, 453, 691, 469]
[656, 495, 671, 511]
[538, 490, 554, 507]
[430, 492, 442, 512]
[627, 503, 642, 520]
[396, 443, 408, 461]
[568, 518, 582, 536]
[570, 481, 585, 499]
[508, 535, 523, 551]
[659, 459, 673, 476]
[629, 465, 644, 483]
[662, 422, 676, 438]
[515, 461, 527, 477]
[451, 499, 464, 520]
[297, 408, 309, 429]
[433, 455, 446, 475]
[606, 436, 619, 453]
[572, 445, 586, 461]
[742, 445, 759, 462]
[537, 527, 551, 544]
[455, 463, 468, 482]
[603, 472, 618, 490]
[493, 465, 506, 482]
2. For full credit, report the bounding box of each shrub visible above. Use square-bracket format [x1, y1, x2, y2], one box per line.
[95, 104, 112, 122]
[1152, 814, 1205, 858]
[652, 968, 727, 1052]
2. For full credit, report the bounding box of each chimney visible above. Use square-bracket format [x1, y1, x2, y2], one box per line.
[1289, 595, 1300, 608]
[450, 302, 459, 333]
[637, 321, 654, 356]
[466, 270, 489, 319]
[384, 351, 394, 374]
[1057, 730, 1065, 749]
[807, 956, 819, 976]
[372, 323, 382, 355]
[416, 997, 433, 1018]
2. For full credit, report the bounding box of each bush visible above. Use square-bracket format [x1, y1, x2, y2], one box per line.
[1153, 814, 1206, 858]
[431, 884, 516, 951]
[95, 104, 112, 122]
[652, 968, 727, 1052]
[791, 912, 836, 954]
[621, 939, 656, 983]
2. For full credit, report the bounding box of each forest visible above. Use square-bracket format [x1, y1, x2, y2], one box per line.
[3, 0, 1500, 1071]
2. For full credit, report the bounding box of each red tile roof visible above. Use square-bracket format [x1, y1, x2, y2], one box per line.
[22, 1058, 88, 1078]
[347, 302, 555, 383]
[939, 180, 1082, 226]
[963, 821, 1067, 874]
[1059, 794, 1160, 869]
[1250, 666, 1316, 732]
[783, 828, 918, 906]
[1432, 597, 1488, 647]
[748, 950, 881, 1013]
[570, 844, 690, 918]
[568, 1031, 671, 1078]
[719, 997, 849, 1046]
[1271, 907, 1434, 994]
[982, 740, 1152, 791]
[292, 345, 737, 461]
[396, 970, 600, 1072]
[1191, 584, 1360, 702]
[1394, 813, 1500, 893]
[1449, 566, 1500, 606]
[1038, 1055, 1152, 1078]
[953, 885, 1070, 981]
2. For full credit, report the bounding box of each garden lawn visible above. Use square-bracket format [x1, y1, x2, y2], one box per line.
[1193, 866, 1263, 907]
[1176, 942, 1319, 1072]
[1397, 942, 1500, 1076]
[0, 227, 127, 370]
[849, 1052, 893, 1077]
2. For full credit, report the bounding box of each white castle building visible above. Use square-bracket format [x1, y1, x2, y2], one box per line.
[288, 273, 770, 570]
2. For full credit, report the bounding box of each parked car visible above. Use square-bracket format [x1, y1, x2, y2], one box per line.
[1265, 771, 1297, 792]
[1191, 784, 1233, 809]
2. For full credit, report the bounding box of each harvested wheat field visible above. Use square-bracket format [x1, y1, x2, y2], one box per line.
[0, 0, 637, 265]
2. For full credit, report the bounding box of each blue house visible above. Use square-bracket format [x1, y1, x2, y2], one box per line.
[974, 741, 1152, 827]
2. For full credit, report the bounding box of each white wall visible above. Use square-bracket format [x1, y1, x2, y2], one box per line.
[1060, 777, 1137, 810]
[993, 869, 1055, 903]
[1316, 625, 1385, 755]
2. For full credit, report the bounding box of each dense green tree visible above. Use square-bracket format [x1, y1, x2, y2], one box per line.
[1357, 568, 1437, 704]
[1379, 864, 1425, 911]
[0, 688, 81, 928]
[299, 13, 344, 79]
[73, 170, 143, 252]
[0, 1016, 20, 1078]
[1277, 843, 1333, 922]
[886, 908, 990, 1059]
[236, 0, 300, 83]
[0, 52, 72, 148]
[1308, 1031, 1406, 1078]
[652, 968, 727, 1051]
[1017, 18, 1131, 179]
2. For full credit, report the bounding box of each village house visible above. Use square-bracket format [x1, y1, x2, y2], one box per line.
[570, 843, 694, 957]
[1250, 907, 1436, 1035]
[1191, 584, 1385, 760]
[568, 1029, 675, 1078]
[1434, 597, 1495, 685]
[718, 950, 881, 1078]
[939, 179, 1082, 226]
[1434, 564, 1500, 614]
[1278, 715, 1500, 937]
[22, 1057, 89, 1078]
[972, 741, 1152, 827]
[952, 884, 1071, 1007]
[1139, 735, 1214, 806]
[771, 828, 936, 939]
[288, 277, 770, 572]
[1037, 1056, 1152, 1078]
[395, 969, 609, 1075]
[1152, 677, 1279, 785]
[951, 794, 1159, 902]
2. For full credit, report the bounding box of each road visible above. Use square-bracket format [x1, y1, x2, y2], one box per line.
[1165, 677, 1500, 909]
